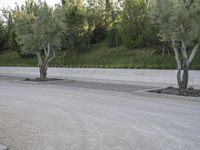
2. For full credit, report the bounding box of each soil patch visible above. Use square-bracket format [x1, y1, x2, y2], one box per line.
[24, 78, 63, 82]
[149, 87, 200, 97]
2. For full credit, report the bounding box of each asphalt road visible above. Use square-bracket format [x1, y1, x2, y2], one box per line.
[0, 78, 200, 150]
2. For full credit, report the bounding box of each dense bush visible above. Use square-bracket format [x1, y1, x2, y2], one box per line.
[0, 20, 7, 52]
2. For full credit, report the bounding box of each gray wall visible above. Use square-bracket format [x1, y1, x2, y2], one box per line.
[0, 67, 199, 85]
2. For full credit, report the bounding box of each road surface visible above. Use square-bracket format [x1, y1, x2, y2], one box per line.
[0, 77, 200, 150]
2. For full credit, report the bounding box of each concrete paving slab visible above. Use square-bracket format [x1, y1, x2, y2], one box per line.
[0, 79, 200, 150]
[0, 74, 162, 93]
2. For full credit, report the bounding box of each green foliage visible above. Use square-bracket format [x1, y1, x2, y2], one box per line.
[2, 45, 200, 69]
[85, 1, 107, 44]
[120, 0, 142, 48]
[60, 0, 87, 53]
[0, 52, 37, 66]
[120, 0, 159, 48]
[14, 0, 63, 56]
[60, 0, 114, 53]
[3, 10, 20, 53]
[152, 0, 200, 45]
[0, 19, 7, 51]
[106, 5, 122, 47]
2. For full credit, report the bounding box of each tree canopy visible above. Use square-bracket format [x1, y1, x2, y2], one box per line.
[13, 0, 64, 79]
[151, 0, 200, 89]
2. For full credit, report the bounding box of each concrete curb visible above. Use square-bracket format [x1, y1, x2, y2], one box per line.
[133, 88, 200, 102]
[0, 144, 8, 150]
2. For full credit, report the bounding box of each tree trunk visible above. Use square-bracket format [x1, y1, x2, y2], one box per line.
[61, 0, 66, 6]
[172, 37, 199, 92]
[39, 65, 47, 80]
[106, 0, 110, 9]
[36, 43, 55, 80]
[177, 61, 189, 91]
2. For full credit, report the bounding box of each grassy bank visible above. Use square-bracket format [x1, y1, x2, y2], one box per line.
[0, 46, 200, 69]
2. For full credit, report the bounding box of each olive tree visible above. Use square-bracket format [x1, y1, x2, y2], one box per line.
[152, 0, 200, 90]
[14, 0, 63, 80]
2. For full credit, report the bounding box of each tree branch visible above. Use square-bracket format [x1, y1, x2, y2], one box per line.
[180, 23, 185, 33]
[180, 23, 188, 60]
[47, 42, 51, 57]
[43, 42, 52, 66]
[181, 39, 188, 60]
[48, 50, 56, 63]
[188, 43, 199, 65]
[36, 53, 42, 67]
[172, 38, 181, 69]
[44, 48, 48, 57]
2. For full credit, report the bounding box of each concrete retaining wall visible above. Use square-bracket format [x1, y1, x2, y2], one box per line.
[0, 67, 199, 85]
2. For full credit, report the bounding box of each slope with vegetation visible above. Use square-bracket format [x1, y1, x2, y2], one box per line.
[1, 43, 200, 69]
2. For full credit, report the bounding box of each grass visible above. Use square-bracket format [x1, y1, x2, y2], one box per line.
[0, 52, 37, 67]
[0, 45, 200, 69]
